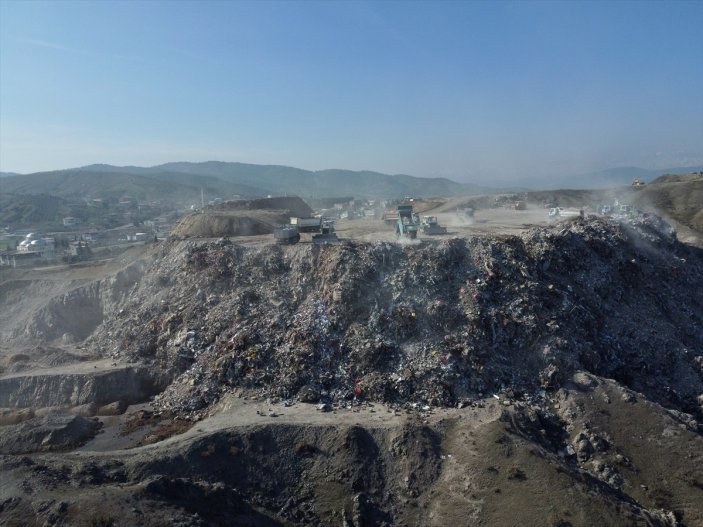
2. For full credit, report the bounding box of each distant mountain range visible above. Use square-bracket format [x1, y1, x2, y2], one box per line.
[1, 162, 701, 203]
[0, 161, 497, 201]
[73, 161, 500, 198]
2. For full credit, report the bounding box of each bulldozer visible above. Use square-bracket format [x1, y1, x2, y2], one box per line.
[312, 220, 339, 244]
[420, 215, 447, 235]
[395, 205, 418, 239]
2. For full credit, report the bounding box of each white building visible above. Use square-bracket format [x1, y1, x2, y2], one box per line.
[17, 233, 55, 256]
[1, 233, 56, 267]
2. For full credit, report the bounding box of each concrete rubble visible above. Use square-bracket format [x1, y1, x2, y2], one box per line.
[85, 215, 703, 425]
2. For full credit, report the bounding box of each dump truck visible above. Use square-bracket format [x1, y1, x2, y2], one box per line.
[420, 215, 447, 235]
[273, 226, 301, 245]
[273, 217, 339, 245]
[290, 217, 323, 233]
[549, 207, 582, 220]
[395, 205, 418, 239]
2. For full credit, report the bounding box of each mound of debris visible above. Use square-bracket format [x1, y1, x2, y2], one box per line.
[87, 215, 703, 422]
[172, 197, 313, 238]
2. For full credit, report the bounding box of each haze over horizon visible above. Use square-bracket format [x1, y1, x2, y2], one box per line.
[1, 0, 702, 185]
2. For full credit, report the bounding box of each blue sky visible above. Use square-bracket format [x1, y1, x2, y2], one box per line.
[1, 0, 702, 183]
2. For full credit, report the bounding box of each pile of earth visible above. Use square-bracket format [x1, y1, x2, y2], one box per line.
[86, 214, 703, 423]
[171, 196, 313, 238]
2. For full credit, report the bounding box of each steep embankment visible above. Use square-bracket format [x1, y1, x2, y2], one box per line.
[631, 173, 703, 237]
[0, 252, 163, 409]
[0, 257, 149, 350]
[88, 215, 703, 422]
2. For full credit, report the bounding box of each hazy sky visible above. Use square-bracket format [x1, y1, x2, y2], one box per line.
[1, 1, 702, 184]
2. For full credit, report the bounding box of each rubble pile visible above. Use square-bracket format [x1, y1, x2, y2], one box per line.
[86, 215, 703, 420]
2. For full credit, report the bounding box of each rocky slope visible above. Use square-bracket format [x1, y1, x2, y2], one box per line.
[632, 173, 703, 236]
[1, 378, 701, 526]
[0, 257, 148, 350]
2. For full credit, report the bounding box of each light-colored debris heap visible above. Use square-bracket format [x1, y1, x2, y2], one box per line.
[86, 215, 703, 423]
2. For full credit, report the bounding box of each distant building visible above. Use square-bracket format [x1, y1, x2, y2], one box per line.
[1, 233, 55, 267]
[68, 240, 92, 258]
[63, 217, 81, 227]
[17, 233, 54, 253]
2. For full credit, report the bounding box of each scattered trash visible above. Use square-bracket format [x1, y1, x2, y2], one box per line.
[84, 215, 703, 421]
